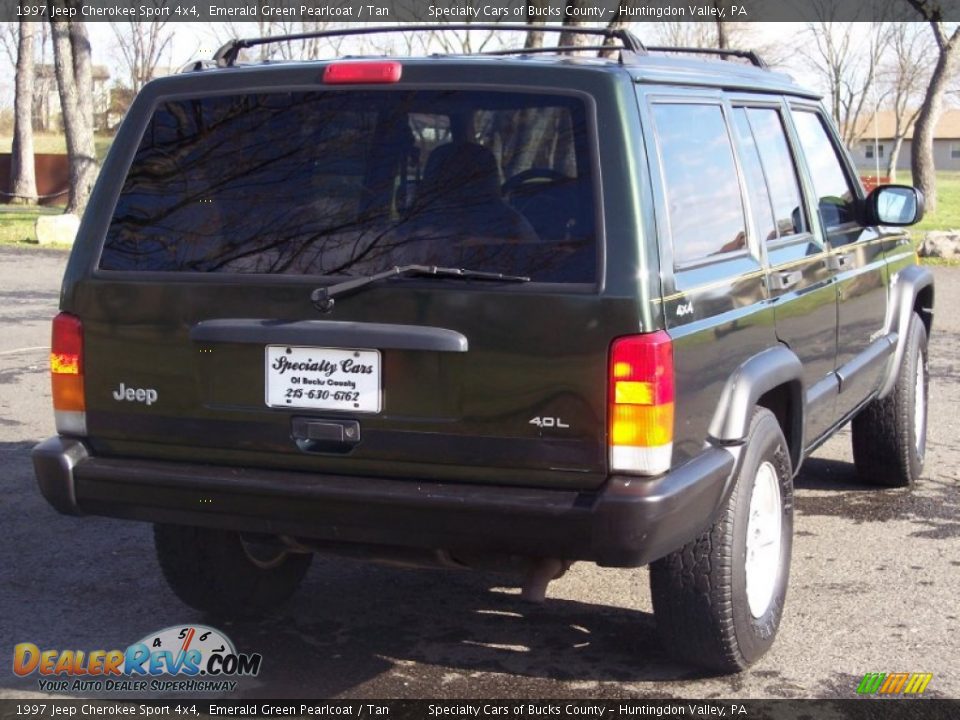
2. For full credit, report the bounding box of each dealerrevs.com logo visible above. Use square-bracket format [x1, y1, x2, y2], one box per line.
[13, 625, 261, 693]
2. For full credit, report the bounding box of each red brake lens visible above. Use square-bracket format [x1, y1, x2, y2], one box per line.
[323, 62, 402, 85]
[610, 332, 674, 406]
[51, 313, 83, 375]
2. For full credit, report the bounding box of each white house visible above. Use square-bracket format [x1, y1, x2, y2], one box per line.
[852, 109, 960, 173]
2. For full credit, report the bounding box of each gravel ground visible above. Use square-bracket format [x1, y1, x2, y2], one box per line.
[0, 247, 957, 700]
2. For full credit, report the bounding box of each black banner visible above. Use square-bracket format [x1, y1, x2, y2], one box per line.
[2, 700, 960, 720]
[1, 0, 958, 23]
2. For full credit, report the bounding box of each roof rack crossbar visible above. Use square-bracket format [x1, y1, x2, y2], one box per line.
[481, 44, 620, 57]
[644, 46, 767, 69]
[213, 23, 646, 67]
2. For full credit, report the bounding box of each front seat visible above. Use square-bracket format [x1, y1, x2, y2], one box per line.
[397, 142, 539, 269]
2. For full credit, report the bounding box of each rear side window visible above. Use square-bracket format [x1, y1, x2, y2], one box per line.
[100, 90, 597, 283]
[792, 110, 857, 229]
[744, 108, 807, 238]
[732, 109, 777, 244]
[651, 103, 747, 265]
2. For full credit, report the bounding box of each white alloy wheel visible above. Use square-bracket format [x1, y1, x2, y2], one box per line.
[745, 461, 782, 619]
[915, 355, 926, 457]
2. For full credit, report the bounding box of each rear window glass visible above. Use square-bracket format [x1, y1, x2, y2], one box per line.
[100, 90, 597, 283]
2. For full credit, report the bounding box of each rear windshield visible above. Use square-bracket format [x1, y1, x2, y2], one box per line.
[100, 89, 597, 283]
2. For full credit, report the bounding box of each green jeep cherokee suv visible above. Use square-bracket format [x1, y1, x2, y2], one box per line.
[32, 26, 933, 673]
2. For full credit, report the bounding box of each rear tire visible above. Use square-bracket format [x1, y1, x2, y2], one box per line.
[650, 408, 794, 673]
[154, 525, 312, 618]
[851, 312, 928, 488]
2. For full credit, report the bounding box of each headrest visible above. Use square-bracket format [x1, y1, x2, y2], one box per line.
[420, 143, 502, 203]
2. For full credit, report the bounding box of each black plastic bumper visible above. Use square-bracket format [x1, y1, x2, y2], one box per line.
[32, 436, 739, 568]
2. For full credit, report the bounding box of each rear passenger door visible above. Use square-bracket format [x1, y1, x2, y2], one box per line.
[641, 93, 775, 466]
[729, 101, 839, 443]
[790, 106, 891, 420]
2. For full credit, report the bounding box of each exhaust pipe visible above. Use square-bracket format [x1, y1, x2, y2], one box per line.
[521, 558, 571, 603]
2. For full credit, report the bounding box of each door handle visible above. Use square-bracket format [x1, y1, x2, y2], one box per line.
[828, 253, 853, 271]
[772, 270, 802, 291]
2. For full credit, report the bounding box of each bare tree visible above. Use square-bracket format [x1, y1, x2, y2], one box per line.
[1, 23, 17, 66]
[428, 16, 502, 55]
[877, 23, 933, 181]
[802, 19, 892, 149]
[208, 20, 333, 62]
[11, 18, 37, 205]
[49, 2, 98, 216]
[651, 22, 719, 48]
[558, 0, 590, 54]
[598, 5, 631, 59]
[111, 14, 174, 93]
[367, 24, 429, 57]
[906, 2, 960, 213]
[272, 22, 337, 60]
[524, 0, 546, 50]
[714, 5, 729, 49]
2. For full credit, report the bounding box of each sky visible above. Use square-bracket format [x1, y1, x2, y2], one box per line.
[0, 21, 813, 110]
[0, 21, 930, 118]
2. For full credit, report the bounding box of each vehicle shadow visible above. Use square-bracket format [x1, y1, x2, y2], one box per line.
[794, 456, 866, 491]
[793, 456, 960, 539]
[222, 560, 704, 697]
[0, 440, 706, 700]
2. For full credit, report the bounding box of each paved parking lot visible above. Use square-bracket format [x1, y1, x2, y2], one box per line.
[0, 246, 957, 699]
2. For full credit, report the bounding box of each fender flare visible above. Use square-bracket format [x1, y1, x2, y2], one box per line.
[878, 264, 934, 399]
[708, 345, 804, 470]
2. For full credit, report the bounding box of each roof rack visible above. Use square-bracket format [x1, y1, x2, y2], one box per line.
[212, 23, 646, 68]
[644, 46, 767, 69]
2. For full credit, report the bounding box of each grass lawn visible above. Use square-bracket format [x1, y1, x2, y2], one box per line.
[0, 205, 65, 247]
[885, 171, 960, 233]
[887, 171, 960, 265]
[912, 174, 960, 232]
[0, 133, 114, 162]
[0, 132, 113, 247]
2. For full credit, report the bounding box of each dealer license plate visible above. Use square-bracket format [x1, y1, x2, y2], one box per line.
[265, 345, 381, 413]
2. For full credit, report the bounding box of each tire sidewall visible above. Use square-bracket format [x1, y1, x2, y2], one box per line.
[728, 412, 794, 665]
[903, 317, 929, 480]
[154, 524, 312, 617]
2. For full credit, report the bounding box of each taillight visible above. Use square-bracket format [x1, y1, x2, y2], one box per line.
[609, 332, 674, 475]
[323, 61, 402, 84]
[51, 312, 86, 435]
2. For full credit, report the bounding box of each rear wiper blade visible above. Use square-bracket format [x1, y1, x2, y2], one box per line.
[311, 264, 530, 312]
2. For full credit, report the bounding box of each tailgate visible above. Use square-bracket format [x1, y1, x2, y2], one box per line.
[69, 80, 641, 490]
[75, 280, 633, 489]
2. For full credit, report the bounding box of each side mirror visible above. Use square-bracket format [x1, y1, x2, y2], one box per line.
[865, 185, 924, 226]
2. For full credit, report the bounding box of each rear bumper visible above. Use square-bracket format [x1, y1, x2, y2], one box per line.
[32, 436, 739, 568]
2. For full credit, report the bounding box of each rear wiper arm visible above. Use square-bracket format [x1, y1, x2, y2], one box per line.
[311, 264, 530, 313]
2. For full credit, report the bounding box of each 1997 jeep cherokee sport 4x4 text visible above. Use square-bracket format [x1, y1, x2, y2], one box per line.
[32, 26, 933, 673]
